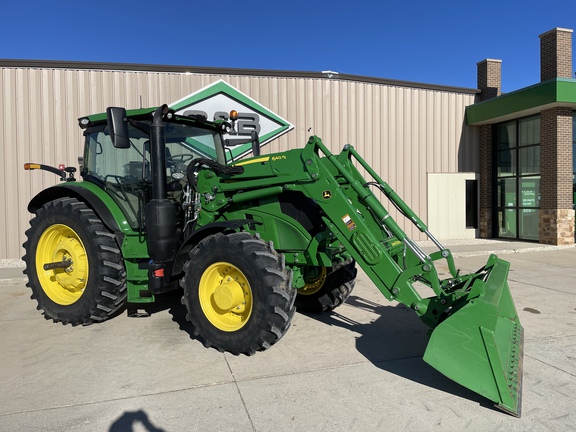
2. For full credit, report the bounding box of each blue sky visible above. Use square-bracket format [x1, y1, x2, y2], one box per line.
[1, 0, 575, 92]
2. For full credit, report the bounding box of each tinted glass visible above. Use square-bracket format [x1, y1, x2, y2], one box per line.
[519, 117, 540, 146]
[520, 177, 540, 208]
[496, 122, 517, 150]
[497, 178, 516, 207]
[519, 146, 540, 175]
[498, 209, 517, 238]
[520, 209, 539, 240]
[496, 149, 516, 177]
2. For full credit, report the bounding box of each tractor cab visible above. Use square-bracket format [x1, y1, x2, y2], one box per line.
[77, 107, 231, 231]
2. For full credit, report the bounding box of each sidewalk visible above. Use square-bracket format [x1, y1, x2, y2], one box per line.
[3, 239, 573, 280]
[418, 238, 575, 258]
[0, 265, 25, 281]
[2, 243, 575, 431]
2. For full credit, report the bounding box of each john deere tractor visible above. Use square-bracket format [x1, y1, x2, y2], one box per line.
[23, 104, 524, 416]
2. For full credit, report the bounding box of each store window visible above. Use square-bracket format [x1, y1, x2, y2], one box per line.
[494, 116, 540, 240]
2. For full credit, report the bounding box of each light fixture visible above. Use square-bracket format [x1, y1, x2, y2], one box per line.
[321, 70, 339, 79]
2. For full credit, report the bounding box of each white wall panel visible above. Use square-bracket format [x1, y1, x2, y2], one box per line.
[428, 172, 479, 239]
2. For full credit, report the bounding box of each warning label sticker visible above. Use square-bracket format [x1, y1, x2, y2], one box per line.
[342, 214, 356, 231]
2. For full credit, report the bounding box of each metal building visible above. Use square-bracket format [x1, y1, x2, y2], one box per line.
[1, 60, 479, 261]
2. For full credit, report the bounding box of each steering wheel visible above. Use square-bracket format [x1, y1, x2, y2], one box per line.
[166, 154, 195, 166]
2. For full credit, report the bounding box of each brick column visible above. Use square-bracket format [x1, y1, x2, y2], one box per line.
[477, 59, 501, 238]
[540, 28, 574, 81]
[478, 124, 493, 238]
[477, 59, 502, 101]
[539, 108, 575, 245]
[538, 28, 575, 245]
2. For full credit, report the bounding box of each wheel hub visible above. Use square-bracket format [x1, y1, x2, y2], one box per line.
[199, 262, 252, 332]
[213, 279, 245, 311]
[300, 266, 327, 296]
[36, 224, 89, 305]
[52, 237, 87, 290]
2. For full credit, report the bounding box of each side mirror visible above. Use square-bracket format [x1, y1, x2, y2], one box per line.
[250, 130, 260, 157]
[106, 107, 130, 149]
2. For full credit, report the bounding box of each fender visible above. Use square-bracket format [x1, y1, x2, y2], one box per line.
[171, 219, 260, 276]
[28, 183, 133, 244]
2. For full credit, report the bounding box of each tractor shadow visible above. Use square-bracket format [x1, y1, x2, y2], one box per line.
[142, 291, 495, 413]
[127, 288, 197, 335]
[302, 295, 495, 412]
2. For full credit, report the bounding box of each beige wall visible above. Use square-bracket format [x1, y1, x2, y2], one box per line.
[427, 172, 479, 239]
[0, 64, 479, 261]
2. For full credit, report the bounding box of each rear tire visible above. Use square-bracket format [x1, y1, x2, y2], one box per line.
[295, 261, 357, 313]
[22, 197, 127, 325]
[181, 232, 296, 355]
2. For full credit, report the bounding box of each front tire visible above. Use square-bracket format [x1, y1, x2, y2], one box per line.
[181, 232, 296, 355]
[23, 197, 127, 325]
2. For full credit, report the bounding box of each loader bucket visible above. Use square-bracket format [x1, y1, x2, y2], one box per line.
[423, 255, 524, 417]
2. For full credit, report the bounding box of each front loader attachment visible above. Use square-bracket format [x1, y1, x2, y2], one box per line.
[210, 136, 524, 416]
[423, 255, 524, 416]
[298, 138, 525, 416]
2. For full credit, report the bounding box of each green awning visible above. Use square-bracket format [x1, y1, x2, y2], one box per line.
[466, 78, 576, 125]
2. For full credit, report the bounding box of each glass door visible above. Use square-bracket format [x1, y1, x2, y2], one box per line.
[494, 116, 541, 241]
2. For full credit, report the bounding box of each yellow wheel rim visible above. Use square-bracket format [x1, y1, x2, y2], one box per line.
[199, 262, 252, 332]
[36, 224, 89, 305]
[299, 267, 327, 296]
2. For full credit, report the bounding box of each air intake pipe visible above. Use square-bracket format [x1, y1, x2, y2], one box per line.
[145, 105, 177, 263]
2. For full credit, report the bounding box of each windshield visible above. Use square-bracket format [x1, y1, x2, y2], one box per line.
[83, 122, 224, 181]
[82, 121, 224, 229]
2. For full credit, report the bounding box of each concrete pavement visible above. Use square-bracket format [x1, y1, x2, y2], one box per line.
[1, 242, 575, 431]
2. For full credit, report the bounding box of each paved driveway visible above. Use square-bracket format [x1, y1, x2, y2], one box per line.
[1, 248, 574, 431]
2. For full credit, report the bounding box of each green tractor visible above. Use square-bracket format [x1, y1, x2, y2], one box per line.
[23, 104, 523, 416]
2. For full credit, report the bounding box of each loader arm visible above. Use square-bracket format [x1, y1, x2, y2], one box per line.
[302, 137, 524, 416]
[194, 135, 524, 416]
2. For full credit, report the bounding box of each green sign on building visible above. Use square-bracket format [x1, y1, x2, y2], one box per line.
[170, 80, 293, 160]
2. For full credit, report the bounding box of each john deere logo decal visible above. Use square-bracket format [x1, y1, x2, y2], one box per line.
[322, 190, 332, 200]
[169, 80, 293, 159]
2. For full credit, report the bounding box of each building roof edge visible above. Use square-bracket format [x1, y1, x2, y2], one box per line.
[0, 59, 479, 95]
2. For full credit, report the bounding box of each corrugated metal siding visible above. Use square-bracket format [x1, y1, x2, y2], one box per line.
[0, 66, 478, 260]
